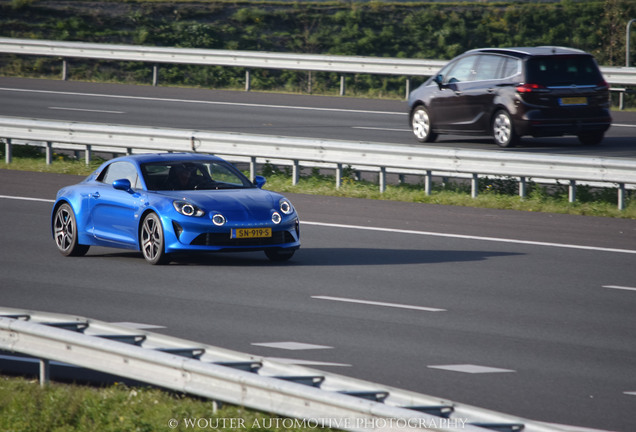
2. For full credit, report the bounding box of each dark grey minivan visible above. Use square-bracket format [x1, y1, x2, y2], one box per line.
[408, 47, 612, 147]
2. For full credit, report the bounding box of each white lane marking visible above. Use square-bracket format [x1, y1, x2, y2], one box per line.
[624, 391, 636, 396]
[49, 106, 125, 114]
[352, 126, 411, 132]
[603, 285, 636, 292]
[0, 87, 403, 116]
[428, 364, 516, 374]
[312, 295, 446, 312]
[3, 195, 635, 255]
[0, 195, 54, 203]
[110, 321, 166, 330]
[614, 123, 636, 128]
[251, 341, 333, 350]
[303, 221, 636, 255]
[266, 357, 351, 367]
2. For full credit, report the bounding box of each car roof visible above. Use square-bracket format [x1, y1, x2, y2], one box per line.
[465, 46, 589, 58]
[111, 152, 224, 165]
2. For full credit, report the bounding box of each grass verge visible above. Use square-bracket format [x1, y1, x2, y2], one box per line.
[0, 375, 331, 432]
[2, 147, 635, 219]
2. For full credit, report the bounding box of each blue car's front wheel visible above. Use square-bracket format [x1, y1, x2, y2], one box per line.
[141, 213, 169, 265]
[53, 203, 90, 257]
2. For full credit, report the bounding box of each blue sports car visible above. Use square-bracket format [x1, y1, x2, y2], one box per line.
[51, 153, 300, 264]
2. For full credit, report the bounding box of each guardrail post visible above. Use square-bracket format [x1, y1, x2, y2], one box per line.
[471, 173, 479, 198]
[424, 170, 432, 195]
[4, 138, 11, 164]
[619, 90, 626, 110]
[249, 156, 256, 181]
[627, 19, 636, 67]
[62, 59, 68, 81]
[46, 141, 53, 165]
[405, 78, 411, 100]
[292, 160, 299, 186]
[85, 145, 92, 166]
[340, 75, 345, 96]
[152, 65, 158, 87]
[39, 358, 50, 387]
[245, 69, 251, 92]
[379, 167, 386, 193]
[519, 176, 527, 198]
[336, 163, 342, 189]
[569, 180, 577, 203]
[618, 183, 626, 210]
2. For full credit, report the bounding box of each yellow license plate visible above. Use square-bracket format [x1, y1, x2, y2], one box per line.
[231, 228, 272, 239]
[560, 97, 587, 106]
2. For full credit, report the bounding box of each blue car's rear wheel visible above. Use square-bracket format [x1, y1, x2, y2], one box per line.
[141, 213, 169, 265]
[53, 203, 90, 257]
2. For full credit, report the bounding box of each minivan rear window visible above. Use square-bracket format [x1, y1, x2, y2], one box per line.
[526, 55, 603, 87]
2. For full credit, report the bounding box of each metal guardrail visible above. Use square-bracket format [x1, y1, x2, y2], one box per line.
[0, 37, 447, 76]
[0, 37, 446, 96]
[1, 116, 635, 210]
[0, 307, 575, 432]
[1, 37, 635, 101]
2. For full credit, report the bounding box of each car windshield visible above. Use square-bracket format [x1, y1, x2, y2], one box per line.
[141, 160, 254, 191]
[525, 55, 603, 87]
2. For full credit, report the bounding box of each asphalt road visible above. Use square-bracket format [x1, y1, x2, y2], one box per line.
[0, 76, 635, 158]
[1, 169, 635, 431]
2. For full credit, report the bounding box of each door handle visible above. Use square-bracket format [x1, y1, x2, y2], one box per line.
[92, 192, 100, 198]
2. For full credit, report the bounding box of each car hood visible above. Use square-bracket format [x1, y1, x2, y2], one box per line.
[156, 189, 284, 221]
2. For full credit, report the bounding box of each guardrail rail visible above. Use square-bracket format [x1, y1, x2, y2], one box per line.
[1, 116, 635, 210]
[1, 37, 635, 104]
[0, 307, 579, 432]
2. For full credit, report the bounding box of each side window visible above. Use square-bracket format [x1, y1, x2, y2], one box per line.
[98, 161, 140, 188]
[473, 55, 504, 81]
[500, 57, 521, 79]
[445, 56, 477, 84]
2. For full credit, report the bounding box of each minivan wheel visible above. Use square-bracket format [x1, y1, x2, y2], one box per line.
[492, 110, 519, 148]
[577, 132, 604, 146]
[411, 105, 438, 143]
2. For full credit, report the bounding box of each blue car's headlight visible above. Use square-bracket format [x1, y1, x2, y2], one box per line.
[279, 198, 294, 215]
[173, 200, 205, 217]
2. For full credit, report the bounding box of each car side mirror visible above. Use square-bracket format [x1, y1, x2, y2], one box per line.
[433, 74, 445, 90]
[112, 178, 132, 192]
[253, 175, 266, 189]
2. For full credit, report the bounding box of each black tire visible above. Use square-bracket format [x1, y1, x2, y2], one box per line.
[140, 213, 169, 265]
[492, 110, 519, 148]
[411, 105, 438, 143]
[264, 248, 295, 262]
[577, 132, 604, 146]
[53, 203, 90, 257]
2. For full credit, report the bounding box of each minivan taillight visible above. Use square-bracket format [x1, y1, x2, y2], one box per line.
[596, 80, 609, 90]
[516, 83, 547, 93]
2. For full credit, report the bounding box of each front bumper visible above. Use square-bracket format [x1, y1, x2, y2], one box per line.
[163, 216, 300, 253]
